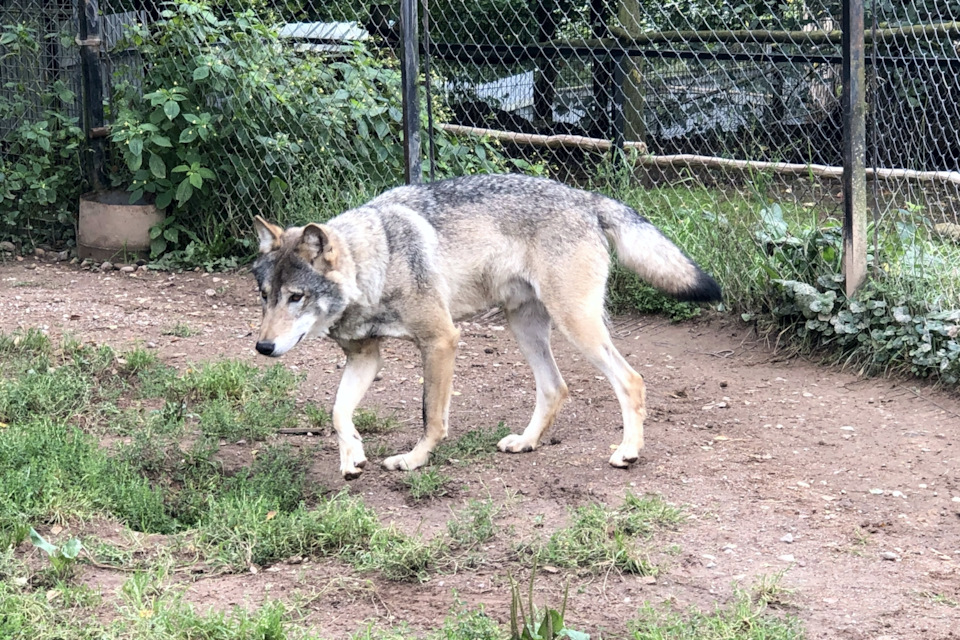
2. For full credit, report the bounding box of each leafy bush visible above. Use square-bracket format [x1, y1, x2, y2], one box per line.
[108, 0, 519, 264]
[756, 204, 960, 382]
[0, 24, 85, 248]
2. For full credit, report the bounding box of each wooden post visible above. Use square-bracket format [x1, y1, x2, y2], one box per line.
[400, 0, 422, 184]
[77, 0, 107, 191]
[616, 0, 646, 145]
[841, 0, 867, 296]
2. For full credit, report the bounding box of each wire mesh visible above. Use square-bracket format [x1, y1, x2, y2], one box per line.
[1, 0, 959, 313]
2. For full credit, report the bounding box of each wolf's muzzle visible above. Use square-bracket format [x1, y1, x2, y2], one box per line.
[255, 341, 276, 356]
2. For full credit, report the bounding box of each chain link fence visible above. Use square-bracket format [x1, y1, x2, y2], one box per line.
[2, 0, 960, 373]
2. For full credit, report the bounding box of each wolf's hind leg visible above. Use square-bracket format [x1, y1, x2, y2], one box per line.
[549, 292, 646, 469]
[383, 322, 460, 472]
[333, 339, 382, 479]
[497, 301, 568, 454]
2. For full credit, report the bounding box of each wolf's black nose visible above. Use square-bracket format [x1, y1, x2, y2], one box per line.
[255, 341, 275, 356]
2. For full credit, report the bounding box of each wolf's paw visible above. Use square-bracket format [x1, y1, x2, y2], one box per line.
[382, 452, 427, 472]
[339, 436, 367, 480]
[341, 457, 367, 480]
[609, 446, 639, 469]
[497, 433, 537, 454]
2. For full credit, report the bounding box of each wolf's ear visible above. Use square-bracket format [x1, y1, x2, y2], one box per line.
[253, 216, 283, 254]
[297, 223, 340, 272]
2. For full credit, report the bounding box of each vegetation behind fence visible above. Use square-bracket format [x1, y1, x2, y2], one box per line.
[2, 0, 960, 381]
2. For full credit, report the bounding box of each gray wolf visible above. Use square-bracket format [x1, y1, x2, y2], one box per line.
[251, 174, 721, 480]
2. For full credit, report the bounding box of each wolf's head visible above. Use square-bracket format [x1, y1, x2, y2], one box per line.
[250, 216, 349, 357]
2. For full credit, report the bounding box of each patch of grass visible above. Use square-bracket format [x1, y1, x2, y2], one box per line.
[176, 360, 299, 405]
[0, 418, 173, 535]
[629, 592, 805, 639]
[917, 590, 959, 608]
[0, 548, 108, 638]
[535, 493, 682, 575]
[402, 468, 452, 502]
[304, 404, 331, 430]
[353, 407, 400, 434]
[198, 396, 295, 441]
[433, 422, 511, 465]
[351, 600, 505, 640]
[161, 321, 199, 337]
[749, 570, 797, 608]
[448, 499, 499, 548]
[0, 327, 52, 357]
[356, 527, 445, 582]
[121, 346, 157, 373]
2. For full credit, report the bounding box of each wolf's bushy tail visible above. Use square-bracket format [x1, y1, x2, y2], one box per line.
[598, 202, 722, 303]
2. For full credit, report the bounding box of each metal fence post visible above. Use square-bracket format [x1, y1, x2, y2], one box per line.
[841, 0, 867, 296]
[400, 0, 422, 184]
[76, 0, 107, 191]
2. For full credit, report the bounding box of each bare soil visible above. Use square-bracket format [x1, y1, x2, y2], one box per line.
[2, 257, 960, 639]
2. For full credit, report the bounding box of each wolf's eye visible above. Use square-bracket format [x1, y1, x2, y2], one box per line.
[288, 293, 303, 303]
[260, 290, 267, 301]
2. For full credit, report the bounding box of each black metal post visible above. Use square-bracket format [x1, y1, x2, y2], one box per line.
[421, 0, 436, 181]
[841, 0, 867, 296]
[533, 0, 558, 125]
[400, 0, 422, 184]
[77, 0, 107, 191]
[611, 51, 626, 157]
[591, 0, 613, 136]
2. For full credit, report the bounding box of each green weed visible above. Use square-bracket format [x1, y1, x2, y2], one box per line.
[162, 322, 199, 337]
[630, 593, 804, 639]
[448, 499, 500, 548]
[402, 468, 452, 502]
[433, 422, 511, 465]
[510, 559, 589, 640]
[535, 494, 682, 575]
[353, 407, 400, 434]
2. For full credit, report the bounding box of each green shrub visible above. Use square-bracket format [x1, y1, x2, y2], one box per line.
[0, 25, 85, 248]
[108, 0, 521, 266]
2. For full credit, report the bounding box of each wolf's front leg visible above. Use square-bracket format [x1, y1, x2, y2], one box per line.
[383, 326, 459, 471]
[333, 339, 383, 479]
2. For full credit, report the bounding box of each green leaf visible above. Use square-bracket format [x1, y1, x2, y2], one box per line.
[171, 164, 190, 174]
[129, 188, 144, 204]
[163, 227, 179, 243]
[128, 137, 143, 157]
[60, 538, 83, 560]
[148, 153, 166, 179]
[163, 100, 180, 120]
[29, 528, 58, 556]
[193, 65, 210, 80]
[150, 135, 172, 148]
[155, 189, 174, 210]
[179, 128, 198, 144]
[175, 178, 194, 204]
[126, 152, 143, 172]
[188, 172, 203, 189]
[150, 236, 167, 257]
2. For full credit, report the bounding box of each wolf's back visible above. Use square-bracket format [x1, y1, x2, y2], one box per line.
[597, 202, 722, 303]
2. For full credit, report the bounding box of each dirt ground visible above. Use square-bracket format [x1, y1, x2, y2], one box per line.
[2, 256, 960, 640]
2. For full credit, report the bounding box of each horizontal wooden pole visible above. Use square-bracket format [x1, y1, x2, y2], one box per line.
[606, 21, 960, 46]
[440, 123, 960, 186]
